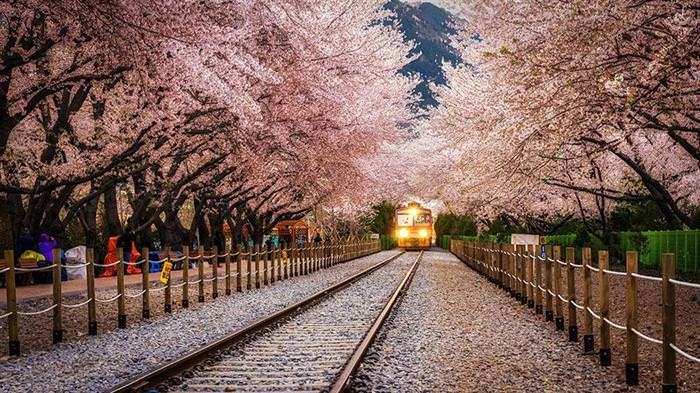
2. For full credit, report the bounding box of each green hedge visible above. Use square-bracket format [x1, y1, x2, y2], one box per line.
[445, 230, 700, 273]
[380, 235, 397, 250]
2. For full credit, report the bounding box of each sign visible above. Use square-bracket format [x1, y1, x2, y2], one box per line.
[540, 245, 546, 259]
[371, 233, 380, 240]
[160, 261, 173, 284]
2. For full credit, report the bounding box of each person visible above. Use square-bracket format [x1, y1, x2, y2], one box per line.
[313, 232, 322, 245]
[296, 236, 304, 248]
[36, 233, 58, 283]
[16, 229, 35, 266]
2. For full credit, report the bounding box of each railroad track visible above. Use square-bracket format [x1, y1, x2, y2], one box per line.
[109, 250, 423, 393]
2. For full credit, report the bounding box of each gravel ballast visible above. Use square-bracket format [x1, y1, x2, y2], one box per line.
[0, 250, 399, 393]
[351, 250, 626, 392]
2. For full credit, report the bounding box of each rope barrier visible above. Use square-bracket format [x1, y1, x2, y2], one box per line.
[217, 253, 229, 258]
[187, 279, 202, 285]
[150, 285, 169, 292]
[124, 289, 146, 298]
[171, 256, 187, 262]
[203, 277, 215, 282]
[603, 317, 626, 330]
[64, 262, 90, 268]
[169, 282, 186, 288]
[95, 294, 122, 303]
[631, 328, 662, 345]
[15, 264, 56, 272]
[93, 261, 119, 268]
[17, 304, 58, 315]
[586, 265, 600, 273]
[557, 294, 568, 303]
[631, 272, 662, 282]
[123, 259, 145, 266]
[0, 311, 12, 319]
[571, 300, 585, 310]
[62, 298, 93, 309]
[670, 343, 700, 364]
[602, 268, 627, 277]
[570, 263, 583, 268]
[0, 267, 8, 273]
[586, 306, 601, 320]
[669, 278, 700, 289]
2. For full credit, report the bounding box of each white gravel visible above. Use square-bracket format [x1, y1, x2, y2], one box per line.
[0, 250, 399, 393]
[350, 250, 627, 392]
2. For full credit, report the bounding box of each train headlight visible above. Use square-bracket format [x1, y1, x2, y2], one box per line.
[419, 229, 428, 238]
[399, 229, 409, 238]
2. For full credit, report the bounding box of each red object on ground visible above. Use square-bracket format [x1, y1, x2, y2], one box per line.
[100, 237, 142, 277]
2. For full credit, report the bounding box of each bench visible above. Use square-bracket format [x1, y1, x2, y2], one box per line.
[17, 258, 39, 286]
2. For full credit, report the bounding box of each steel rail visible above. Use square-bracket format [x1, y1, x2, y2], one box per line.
[107, 250, 404, 393]
[330, 250, 423, 393]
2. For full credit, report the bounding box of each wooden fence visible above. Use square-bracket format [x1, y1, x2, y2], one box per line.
[449, 239, 700, 392]
[0, 240, 379, 356]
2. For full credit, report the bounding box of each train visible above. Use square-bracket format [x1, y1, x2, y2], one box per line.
[394, 202, 432, 250]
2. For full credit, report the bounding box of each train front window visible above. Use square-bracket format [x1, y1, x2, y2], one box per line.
[397, 214, 412, 226]
[414, 214, 431, 224]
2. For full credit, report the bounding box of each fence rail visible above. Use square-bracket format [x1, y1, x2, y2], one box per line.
[449, 239, 699, 391]
[0, 240, 379, 356]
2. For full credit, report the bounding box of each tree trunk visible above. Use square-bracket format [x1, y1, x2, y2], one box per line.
[104, 184, 123, 236]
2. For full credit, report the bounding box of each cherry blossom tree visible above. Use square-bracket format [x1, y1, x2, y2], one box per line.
[428, 0, 700, 231]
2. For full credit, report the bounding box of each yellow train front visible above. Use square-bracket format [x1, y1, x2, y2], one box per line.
[394, 202, 432, 250]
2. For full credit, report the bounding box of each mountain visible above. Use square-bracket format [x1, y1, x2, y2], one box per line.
[385, 0, 461, 109]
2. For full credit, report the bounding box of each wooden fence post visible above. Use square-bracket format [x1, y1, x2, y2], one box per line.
[198, 246, 205, 303]
[271, 245, 276, 284]
[164, 247, 172, 313]
[518, 245, 527, 305]
[599, 250, 611, 366]
[260, 243, 270, 286]
[212, 246, 219, 299]
[535, 244, 543, 315]
[582, 247, 594, 353]
[566, 247, 578, 342]
[625, 251, 639, 386]
[545, 245, 554, 322]
[554, 246, 564, 331]
[662, 253, 676, 393]
[225, 246, 232, 295]
[86, 248, 97, 335]
[52, 248, 63, 343]
[141, 247, 150, 319]
[116, 247, 126, 328]
[5, 250, 19, 355]
[527, 245, 534, 309]
[181, 247, 189, 309]
[277, 245, 282, 281]
[282, 243, 288, 278]
[235, 245, 242, 292]
[246, 245, 253, 289]
[255, 244, 261, 289]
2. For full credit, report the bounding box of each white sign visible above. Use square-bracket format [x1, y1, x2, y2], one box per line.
[511, 233, 540, 245]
